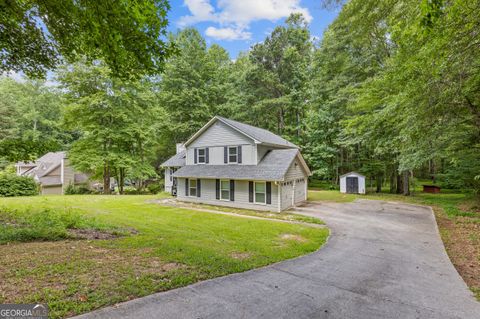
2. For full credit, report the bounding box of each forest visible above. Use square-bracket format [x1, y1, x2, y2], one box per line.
[1, 0, 479, 196]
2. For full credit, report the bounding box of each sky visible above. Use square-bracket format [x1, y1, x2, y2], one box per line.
[166, 0, 340, 58]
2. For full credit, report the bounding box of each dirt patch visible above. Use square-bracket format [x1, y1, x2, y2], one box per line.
[280, 234, 308, 242]
[0, 240, 188, 309]
[230, 252, 252, 260]
[68, 229, 119, 240]
[67, 228, 138, 240]
[434, 205, 480, 300]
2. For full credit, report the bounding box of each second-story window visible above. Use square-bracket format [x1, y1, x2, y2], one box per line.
[198, 148, 206, 164]
[228, 146, 237, 163]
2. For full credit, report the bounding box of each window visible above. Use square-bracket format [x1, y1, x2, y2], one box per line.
[220, 180, 230, 200]
[197, 148, 206, 164]
[189, 179, 197, 197]
[228, 146, 237, 163]
[169, 168, 173, 182]
[254, 182, 266, 204]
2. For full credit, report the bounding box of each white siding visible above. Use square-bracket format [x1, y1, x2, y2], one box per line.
[186, 121, 256, 165]
[285, 158, 307, 181]
[280, 183, 293, 210]
[176, 178, 280, 212]
[41, 185, 62, 195]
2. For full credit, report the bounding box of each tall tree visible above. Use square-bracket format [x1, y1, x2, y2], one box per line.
[245, 13, 312, 144]
[59, 62, 162, 193]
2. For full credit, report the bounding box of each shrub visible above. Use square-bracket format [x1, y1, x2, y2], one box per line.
[146, 182, 163, 194]
[0, 207, 117, 244]
[64, 183, 91, 195]
[0, 174, 38, 197]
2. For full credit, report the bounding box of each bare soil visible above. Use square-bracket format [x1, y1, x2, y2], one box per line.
[434, 204, 480, 299]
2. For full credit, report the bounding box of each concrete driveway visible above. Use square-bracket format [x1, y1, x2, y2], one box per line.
[74, 200, 480, 319]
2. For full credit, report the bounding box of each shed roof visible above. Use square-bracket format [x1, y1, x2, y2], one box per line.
[340, 171, 365, 178]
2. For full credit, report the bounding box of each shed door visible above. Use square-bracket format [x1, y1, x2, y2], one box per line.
[346, 177, 359, 193]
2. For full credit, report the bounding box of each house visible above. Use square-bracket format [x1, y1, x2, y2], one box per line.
[15, 151, 90, 195]
[161, 116, 311, 212]
[340, 172, 366, 194]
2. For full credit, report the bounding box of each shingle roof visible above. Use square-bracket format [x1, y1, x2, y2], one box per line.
[173, 149, 301, 181]
[216, 116, 298, 148]
[161, 150, 186, 167]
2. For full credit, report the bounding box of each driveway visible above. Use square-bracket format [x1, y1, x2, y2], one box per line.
[74, 200, 480, 319]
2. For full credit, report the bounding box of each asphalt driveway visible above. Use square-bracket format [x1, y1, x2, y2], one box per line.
[74, 200, 480, 319]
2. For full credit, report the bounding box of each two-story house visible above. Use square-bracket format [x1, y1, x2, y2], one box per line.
[161, 116, 311, 212]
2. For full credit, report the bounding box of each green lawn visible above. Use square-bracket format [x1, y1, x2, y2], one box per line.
[0, 195, 329, 318]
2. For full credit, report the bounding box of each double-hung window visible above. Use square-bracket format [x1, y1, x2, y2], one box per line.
[254, 182, 266, 204]
[197, 148, 206, 164]
[220, 180, 230, 200]
[189, 179, 197, 197]
[228, 146, 237, 163]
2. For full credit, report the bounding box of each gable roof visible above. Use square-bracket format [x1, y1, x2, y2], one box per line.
[340, 171, 365, 178]
[184, 116, 298, 149]
[173, 148, 310, 181]
[160, 150, 186, 168]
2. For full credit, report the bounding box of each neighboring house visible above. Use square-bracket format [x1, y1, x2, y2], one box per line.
[15, 151, 90, 195]
[161, 116, 311, 212]
[340, 172, 366, 194]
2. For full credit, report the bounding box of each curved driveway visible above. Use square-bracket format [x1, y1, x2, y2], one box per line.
[75, 200, 480, 319]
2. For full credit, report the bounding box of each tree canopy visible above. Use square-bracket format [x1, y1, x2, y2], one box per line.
[1, 0, 174, 78]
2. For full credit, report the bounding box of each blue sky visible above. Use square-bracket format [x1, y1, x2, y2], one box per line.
[166, 0, 340, 58]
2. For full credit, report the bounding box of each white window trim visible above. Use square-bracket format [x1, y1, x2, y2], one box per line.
[254, 181, 266, 205]
[189, 179, 197, 197]
[228, 146, 238, 164]
[197, 148, 206, 164]
[220, 180, 230, 201]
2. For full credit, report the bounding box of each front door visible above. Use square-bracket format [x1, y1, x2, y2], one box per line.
[346, 177, 358, 193]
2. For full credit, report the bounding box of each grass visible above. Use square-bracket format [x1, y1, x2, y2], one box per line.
[308, 187, 480, 301]
[0, 194, 328, 318]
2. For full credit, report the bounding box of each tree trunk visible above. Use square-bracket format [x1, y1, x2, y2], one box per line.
[119, 167, 125, 195]
[396, 173, 403, 194]
[402, 170, 410, 196]
[376, 174, 382, 193]
[389, 169, 396, 193]
[103, 161, 111, 194]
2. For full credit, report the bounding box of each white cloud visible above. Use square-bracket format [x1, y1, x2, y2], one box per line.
[179, 0, 312, 41]
[205, 27, 251, 40]
[178, 0, 216, 26]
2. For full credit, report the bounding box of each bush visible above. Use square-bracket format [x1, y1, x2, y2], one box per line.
[64, 183, 91, 195]
[0, 174, 38, 197]
[146, 182, 163, 194]
[0, 207, 116, 244]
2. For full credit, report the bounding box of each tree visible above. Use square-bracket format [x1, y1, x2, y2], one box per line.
[1, 0, 174, 78]
[158, 28, 233, 147]
[246, 13, 312, 144]
[59, 61, 162, 193]
[0, 77, 69, 161]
